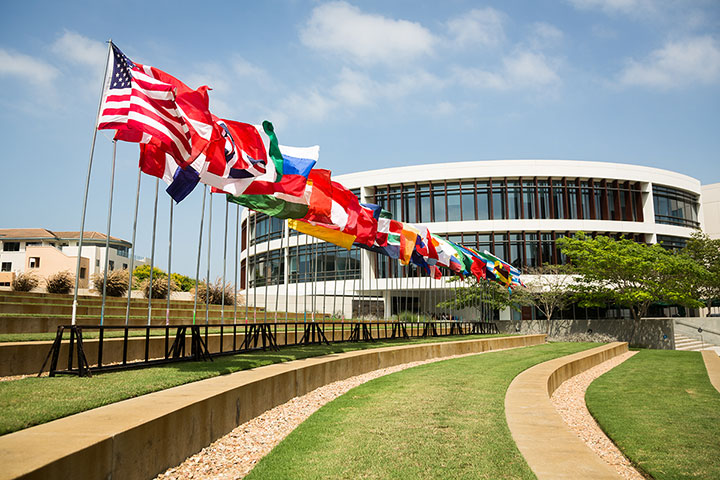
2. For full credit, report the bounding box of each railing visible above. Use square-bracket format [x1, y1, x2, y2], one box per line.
[39, 321, 499, 377]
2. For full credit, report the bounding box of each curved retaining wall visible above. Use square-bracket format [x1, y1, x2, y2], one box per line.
[0, 334, 545, 480]
[505, 341, 629, 480]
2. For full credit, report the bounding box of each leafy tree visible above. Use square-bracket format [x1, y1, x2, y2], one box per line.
[522, 264, 575, 332]
[557, 233, 704, 323]
[683, 230, 720, 310]
[132, 265, 166, 286]
[438, 276, 527, 320]
[170, 272, 195, 292]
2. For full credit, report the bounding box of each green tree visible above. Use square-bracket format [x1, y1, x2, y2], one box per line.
[170, 272, 195, 292]
[438, 276, 527, 320]
[522, 264, 575, 332]
[132, 265, 166, 289]
[683, 230, 720, 310]
[558, 233, 704, 323]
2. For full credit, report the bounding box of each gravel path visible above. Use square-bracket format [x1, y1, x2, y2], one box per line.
[551, 350, 644, 480]
[155, 349, 512, 480]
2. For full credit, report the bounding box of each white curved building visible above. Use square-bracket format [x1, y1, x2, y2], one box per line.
[240, 160, 705, 321]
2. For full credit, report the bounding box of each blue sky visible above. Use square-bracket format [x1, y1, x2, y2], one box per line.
[1, 0, 719, 277]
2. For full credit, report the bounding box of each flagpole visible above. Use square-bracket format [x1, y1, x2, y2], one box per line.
[192, 185, 207, 325]
[302, 234, 307, 322]
[275, 220, 283, 323]
[252, 213, 258, 323]
[332, 248, 338, 319]
[125, 168, 142, 325]
[72, 40, 112, 326]
[205, 192, 213, 327]
[100, 140, 117, 325]
[244, 209, 250, 324]
[147, 178, 159, 326]
[222, 198, 228, 327]
[234, 203, 239, 326]
[294, 230, 300, 321]
[166, 197, 173, 326]
[284, 222, 289, 322]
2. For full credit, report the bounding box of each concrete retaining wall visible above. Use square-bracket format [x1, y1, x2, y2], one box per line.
[497, 318, 674, 349]
[505, 342, 629, 480]
[0, 334, 545, 480]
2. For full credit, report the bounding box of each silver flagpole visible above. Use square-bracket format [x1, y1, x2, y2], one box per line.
[234, 204, 239, 325]
[72, 40, 112, 326]
[125, 168, 142, 325]
[244, 210, 250, 324]
[192, 185, 207, 325]
[294, 230, 300, 321]
[166, 198, 173, 326]
[332, 247, 338, 319]
[205, 192, 213, 326]
[253, 213, 258, 323]
[100, 140, 117, 325]
[147, 178, 159, 326]
[275, 221, 284, 323]
[264, 225, 269, 324]
[221, 198, 228, 326]
[302, 235, 308, 321]
[284, 222, 289, 322]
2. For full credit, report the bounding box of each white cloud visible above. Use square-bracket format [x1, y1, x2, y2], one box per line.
[51, 30, 106, 68]
[567, 0, 656, 15]
[300, 1, 436, 66]
[0, 48, 59, 85]
[529, 22, 564, 49]
[281, 89, 337, 122]
[619, 36, 720, 89]
[453, 50, 561, 90]
[504, 51, 561, 87]
[446, 7, 505, 48]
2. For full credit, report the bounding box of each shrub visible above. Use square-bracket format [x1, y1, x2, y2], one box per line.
[170, 272, 194, 292]
[92, 269, 129, 297]
[141, 276, 176, 299]
[196, 278, 235, 305]
[132, 265, 166, 287]
[12, 272, 39, 292]
[45, 271, 74, 294]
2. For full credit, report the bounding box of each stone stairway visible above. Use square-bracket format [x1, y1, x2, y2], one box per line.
[674, 333, 720, 355]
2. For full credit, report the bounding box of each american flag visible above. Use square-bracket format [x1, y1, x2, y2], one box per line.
[97, 42, 192, 165]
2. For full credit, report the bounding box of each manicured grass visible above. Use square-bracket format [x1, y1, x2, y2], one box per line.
[0, 333, 509, 436]
[247, 342, 599, 480]
[586, 349, 720, 479]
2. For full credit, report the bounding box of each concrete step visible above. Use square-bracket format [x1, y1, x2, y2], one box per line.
[675, 334, 720, 352]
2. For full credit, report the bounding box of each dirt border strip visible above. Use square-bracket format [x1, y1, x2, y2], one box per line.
[505, 341, 628, 480]
[0, 334, 544, 480]
[701, 350, 720, 394]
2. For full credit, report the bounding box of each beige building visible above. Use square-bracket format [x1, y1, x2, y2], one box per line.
[0, 228, 146, 289]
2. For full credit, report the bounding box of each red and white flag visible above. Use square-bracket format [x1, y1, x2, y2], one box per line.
[97, 42, 194, 166]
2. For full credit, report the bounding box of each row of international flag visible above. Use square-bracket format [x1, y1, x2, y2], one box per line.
[96, 42, 523, 291]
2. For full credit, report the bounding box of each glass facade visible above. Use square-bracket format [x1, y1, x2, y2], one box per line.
[653, 185, 699, 228]
[371, 177, 645, 223]
[247, 242, 360, 288]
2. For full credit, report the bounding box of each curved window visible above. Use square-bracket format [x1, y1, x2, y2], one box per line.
[653, 185, 699, 228]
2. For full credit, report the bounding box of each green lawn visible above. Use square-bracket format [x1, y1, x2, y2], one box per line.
[586, 349, 720, 479]
[247, 342, 599, 480]
[0, 334, 509, 436]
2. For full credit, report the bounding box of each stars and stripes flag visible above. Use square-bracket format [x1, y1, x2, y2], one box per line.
[97, 42, 193, 166]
